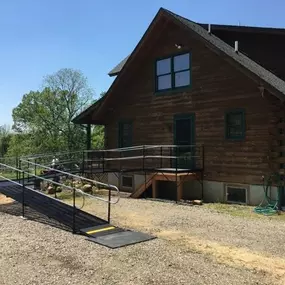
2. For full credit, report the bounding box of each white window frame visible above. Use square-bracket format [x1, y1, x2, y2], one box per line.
[225, 184, 248, 204]
[120, 174, 134, 190]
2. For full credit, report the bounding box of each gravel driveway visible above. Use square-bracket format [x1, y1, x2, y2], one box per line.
[0, 195, 284, 285]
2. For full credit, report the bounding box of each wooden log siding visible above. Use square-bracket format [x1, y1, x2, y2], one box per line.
[102, 20, 284, 185]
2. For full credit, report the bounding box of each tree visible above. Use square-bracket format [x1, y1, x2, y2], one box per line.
[11, 68, 94, 154]
[92, 125, 104, 149]
[43, 68, 94, 151]
[0, 125, 11, 157]
[91, 91, 106, 149]
[12, 88, 67, 152]
[6, 133, 35, 157]
[100, 91, 106, 98]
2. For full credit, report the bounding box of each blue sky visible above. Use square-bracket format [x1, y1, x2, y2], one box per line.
[0, 0, 285, 126]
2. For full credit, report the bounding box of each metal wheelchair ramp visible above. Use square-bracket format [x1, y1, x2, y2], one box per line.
[81, 224, 155, 249]
[0, 158, 155, 248]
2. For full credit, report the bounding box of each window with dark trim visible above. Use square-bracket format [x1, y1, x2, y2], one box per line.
[121, 175, 133, 189]
[118, 121, 132, 148]
[155, 53, 191, 92]
[225, 109, 245, 140]
[226, 185, 247, 204]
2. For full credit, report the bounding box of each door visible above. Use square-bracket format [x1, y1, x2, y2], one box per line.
[173, 114, 195, 169]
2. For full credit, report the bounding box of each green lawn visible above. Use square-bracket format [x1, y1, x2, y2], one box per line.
[204, 203, 285, 221]
[0, 168, 45, 181]
[0, 172, 19, 181]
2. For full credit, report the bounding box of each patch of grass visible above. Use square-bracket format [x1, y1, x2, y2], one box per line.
[204, 203, 285, 221]
[0, 169, 45, 181]
[54, 190, 82, 200]
[0, 172, 18, 180]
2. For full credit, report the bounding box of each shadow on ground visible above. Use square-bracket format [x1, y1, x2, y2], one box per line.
[0, 201, 71, 232]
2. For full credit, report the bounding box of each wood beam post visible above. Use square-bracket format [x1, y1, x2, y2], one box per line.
[86, 124, 91, 150]
[152, 178, 157, 198]
[177, 177, 183, 201]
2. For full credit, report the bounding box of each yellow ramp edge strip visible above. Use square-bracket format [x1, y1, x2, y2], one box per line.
[86, 226, 115, 235]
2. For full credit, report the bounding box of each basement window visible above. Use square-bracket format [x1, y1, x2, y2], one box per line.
[226, 185, 247, 204]
[155, 52, 191, 92]
[121, 175, 133, 189]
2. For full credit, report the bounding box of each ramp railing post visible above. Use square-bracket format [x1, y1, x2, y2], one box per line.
[34, 158, 37, 177]
[22, 171, 25, 218]
[72, 180, 76, 234]
[102, 151, 105, 172]
[160, 147, 163, 168]
[18, 159, 22, 184]
[170, 147, 172, 168]
[27, 160, 30, 182]
[82, 151, 85, 176]
[16, 156, 19, 181]
[107, 188, 111, 223]
[142, 145, 145, 171]
[202, 144, 205, 170]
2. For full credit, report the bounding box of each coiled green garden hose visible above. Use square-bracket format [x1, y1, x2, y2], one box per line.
[253, 173, 282, 216]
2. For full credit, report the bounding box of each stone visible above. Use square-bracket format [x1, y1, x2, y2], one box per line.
[47, 186, 55, 194]
[82, 184, 92, 193]
[193, 199, 203, 205]
[56, 186, 62, 193]
[92, 186, 98, 193]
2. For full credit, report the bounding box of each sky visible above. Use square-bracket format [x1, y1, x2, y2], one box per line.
[0, 0, 285, 126]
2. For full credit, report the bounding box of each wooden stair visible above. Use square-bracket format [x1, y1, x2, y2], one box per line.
[130, 175, 155, 198]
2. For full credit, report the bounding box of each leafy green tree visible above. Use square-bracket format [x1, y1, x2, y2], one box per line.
[91, 91, 106, 149]
[100, 91, 106, 98]
[11, 68, 94, 154]
[0, 125, 12, 157]
[43, 68, 94, 151]
[92, 125, 104, 149]
[6, 133, 34, 157]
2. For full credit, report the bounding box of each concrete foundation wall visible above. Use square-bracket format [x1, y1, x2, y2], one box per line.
[203, 181, 224, 203]
[107, 173, 277, 206]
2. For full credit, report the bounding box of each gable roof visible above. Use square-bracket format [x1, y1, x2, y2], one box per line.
[108, 55, 130, 76]
[108, 17, 285, 79]
[74, 8, 285, 125]
[72, 96, 106, 124]
[167, 9, 285, 100]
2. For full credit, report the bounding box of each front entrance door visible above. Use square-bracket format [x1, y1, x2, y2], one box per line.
[173, 114, 195, 169]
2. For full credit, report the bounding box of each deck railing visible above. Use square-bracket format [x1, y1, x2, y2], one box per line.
[83, 144, 204, 174]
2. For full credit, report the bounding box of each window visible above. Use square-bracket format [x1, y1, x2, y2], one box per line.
[226, 185, 248, 204]
[155, 53, 191, 92]
[225, 109, 245, 140]
[121, 175, 133, 189]
[118, 121, 132, 148]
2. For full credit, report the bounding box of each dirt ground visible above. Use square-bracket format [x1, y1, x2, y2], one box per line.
[82, 196, 285, 284]
[0, 195, 13, 204]
[0, 193, 285, 285]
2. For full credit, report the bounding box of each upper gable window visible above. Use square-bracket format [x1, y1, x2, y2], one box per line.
[155, 52, 191, 92]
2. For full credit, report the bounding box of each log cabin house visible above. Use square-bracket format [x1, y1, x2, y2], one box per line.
[73, 8, 285, 207]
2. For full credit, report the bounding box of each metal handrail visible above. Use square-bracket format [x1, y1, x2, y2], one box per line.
[83, 144, 202, 153]
[1, 161, 120, 204]
[21, 150, 83, 160]
[83, 155, 201, 162]
[0, 172, 82, 205]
